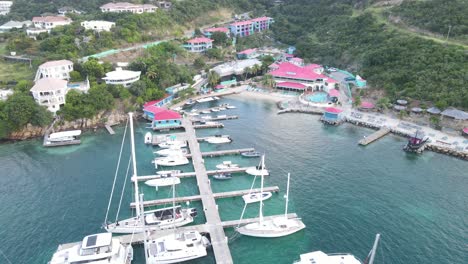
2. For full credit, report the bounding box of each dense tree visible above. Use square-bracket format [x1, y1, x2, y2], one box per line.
[207, 71, 220, 87]
[211, 32, 229, 46]
[82, 58, 105, 80]
[1, 93, 52, 132]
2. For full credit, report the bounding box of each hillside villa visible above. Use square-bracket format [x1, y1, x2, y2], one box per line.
[27, 16, 72, 37]
[203, 27, 229, 37]
[183, 37, 213, 53]
[35, 60, 73, 82]
[103, 68, 141, 87]
[30, 78, 68, 113]
[229, 16, 274, 37]
[0, 1, 12, 15]
[143, 104, 182, 129]
[0, 20, 32, 32]
[81, 20, 115, 32]
[100, 2, 157, 13]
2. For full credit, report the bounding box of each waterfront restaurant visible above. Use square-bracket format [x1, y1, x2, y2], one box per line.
[321, 107, 343, 125]
[143, 106, 182, 129]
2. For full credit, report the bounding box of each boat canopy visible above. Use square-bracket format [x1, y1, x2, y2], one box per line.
[81, 233, 112, 249]
[49, 130, 81, 139]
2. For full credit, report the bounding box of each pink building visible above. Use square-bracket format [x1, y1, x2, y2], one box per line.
[229, 16, 274, 37]
[183, 37, 213, 53]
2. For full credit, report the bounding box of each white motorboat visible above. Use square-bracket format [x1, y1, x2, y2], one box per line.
[201, 110, 211, 114]
[205, 135, 232, 144]
[158, 140, 187, 148]
[46, 130, 81, 143]
[155, 148, 188, 156]
[242, 191, 272, 204]
[49, 233, 133, 264]
[218, 107, 226, 111]
[104, 113, 197, 234]
[294, 234, 381, 264]
[237, 173, 305, 237]
[211, 108, 220, 112]
[246, 165, 269, 176]
[196, 97, 214, 103]
[213, 96, 220, 100]
[212, 173, 232, 180]
[145, 231, 210, 264]
[105, 206, 198, 234]
[216, 161, 239, 170]
[188, 112, 199, 116]
[241, 151, 261, 157]
[154, 155, 189, 167]
[201, 115, 212, 120]
[145, 132, 152, 144]
[145, 177, 181, 187]
[226, 105, 236, 109]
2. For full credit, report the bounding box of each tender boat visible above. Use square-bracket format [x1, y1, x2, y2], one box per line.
[155, 147, 188, 156]
[158, 140, 187, 149]
[49, 233, 133, 264]
[145, 177, 181, 187]
[105, 206, 198, 234]
[212, 173, 232, 180]
[216, 161, 239, 170]
[145, 132, 152, 144]
[205, 135, 232, 144]
[216, 114, 227, 118]
[156, 170, 182, 176]
[201, 110, 211, 114]
[201, 115, 212, 119]
[188, 112, 199, 116]
[294, 234, 381, 264]
[226, 105, 236, 109]
[211, 108, 220, 112]
[196, 97, 214, 103]
[237, 173, 305, 237]
[145, 231, 210, 264]
[241, 151, 261, 157]
[218, 107, 226, 111]
[154, 155, 189, 167]
[213, 96, 220, 100]
[184, 99, 196, 107]
[242, 192, 272, 204]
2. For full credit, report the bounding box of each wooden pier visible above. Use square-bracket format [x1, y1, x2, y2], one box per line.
[133, 166, 257, 182]
[130, 186, 280, 207]
[358, 127, 391, 146]
[105, 124, 115, 135]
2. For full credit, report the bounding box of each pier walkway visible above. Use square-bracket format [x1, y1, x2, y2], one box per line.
[134, 166, 258, 181]
[182, 118, 233, 263]
[359, 127, 391, 146]
[130, 186, 280, 207]
[186, 148, 255, 158]
[105, 124, 115, 135]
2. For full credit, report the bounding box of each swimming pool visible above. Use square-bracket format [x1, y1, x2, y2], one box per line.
[306, 92, 328, 103]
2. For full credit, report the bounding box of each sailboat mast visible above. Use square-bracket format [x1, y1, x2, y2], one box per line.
[259, 155, 265, 223]
[129, 113, 141, 217]
[285, 173, 290, 218]
[172, 178, 176, 228]
[368, 233, 381, 264]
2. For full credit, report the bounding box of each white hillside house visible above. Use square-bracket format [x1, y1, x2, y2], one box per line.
[81, 20, 115, 32]
[100, 2, 157, 13]
[30, 78, 68, 113]
[35, 60, 73, 82]
[103, 68, 141, 87]
[0, 1, 13, 15]
[27, 16, 72, 37]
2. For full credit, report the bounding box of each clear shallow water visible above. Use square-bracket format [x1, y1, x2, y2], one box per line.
[0, 96, 467, 264]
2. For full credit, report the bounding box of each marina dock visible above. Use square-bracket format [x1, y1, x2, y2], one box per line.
[130, 186, 280, 207]
[186, 148, 256, 158]
[194, 115, 239, 122]
[182, 118, 233, 263]
[358, 127, 391, 146]
[193, 123, 224, 129]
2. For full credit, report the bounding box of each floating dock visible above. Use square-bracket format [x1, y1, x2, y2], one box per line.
[130, 186, 280, 208]
[185, 148, 256, 158]
[194, 115, 239, 122]
[134, 166, 257, 182]
[358, 127, 391, 146]
[105, 124, 115, 135]
[193, 123, 224, 129]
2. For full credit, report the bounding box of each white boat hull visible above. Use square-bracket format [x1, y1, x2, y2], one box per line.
[236, 218, 306, 238]
[246, 167, 269, 176]
[145, 132, 152, 144]
[154, 156, 189, 166]
[155, 148, 188, 156]
[242, 192, 272, 203]
[205, 137, 231, 144]
[145, 177, 181, 187]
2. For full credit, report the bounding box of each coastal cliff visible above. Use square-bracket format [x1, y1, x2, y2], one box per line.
[7, 109, 128, 140]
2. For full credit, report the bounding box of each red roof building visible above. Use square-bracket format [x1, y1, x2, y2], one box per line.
[327, 89, 340, 97]
[143, 106, 182, 129]
[276, 82, 307, 90]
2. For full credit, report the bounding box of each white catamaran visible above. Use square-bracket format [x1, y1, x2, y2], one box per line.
[294, 234, 381, 264]
[238, 173, 305, 237]
[48, 233, 133, 264]
[104, 113, 196, 234]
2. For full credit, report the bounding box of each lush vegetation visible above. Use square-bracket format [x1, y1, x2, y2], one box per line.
[390, 0, 468, 41]
[269, 0, 468, 108]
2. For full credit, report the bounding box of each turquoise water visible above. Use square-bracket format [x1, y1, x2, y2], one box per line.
[306, 92, 328, 103]
[0, 96, 467, 264]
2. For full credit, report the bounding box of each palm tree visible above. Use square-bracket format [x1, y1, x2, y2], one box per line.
[252, 64, 261, 77]
[146, 70, 157, 80]
[243, 67, 252, 81]
[262, 74, 275, 89]
[207, 71, 220, 87]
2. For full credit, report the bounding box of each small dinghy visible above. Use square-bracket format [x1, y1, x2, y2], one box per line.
[144, 132, 152, 144]
[241, 151, 261, 157]
[212, 173, 232, 180]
